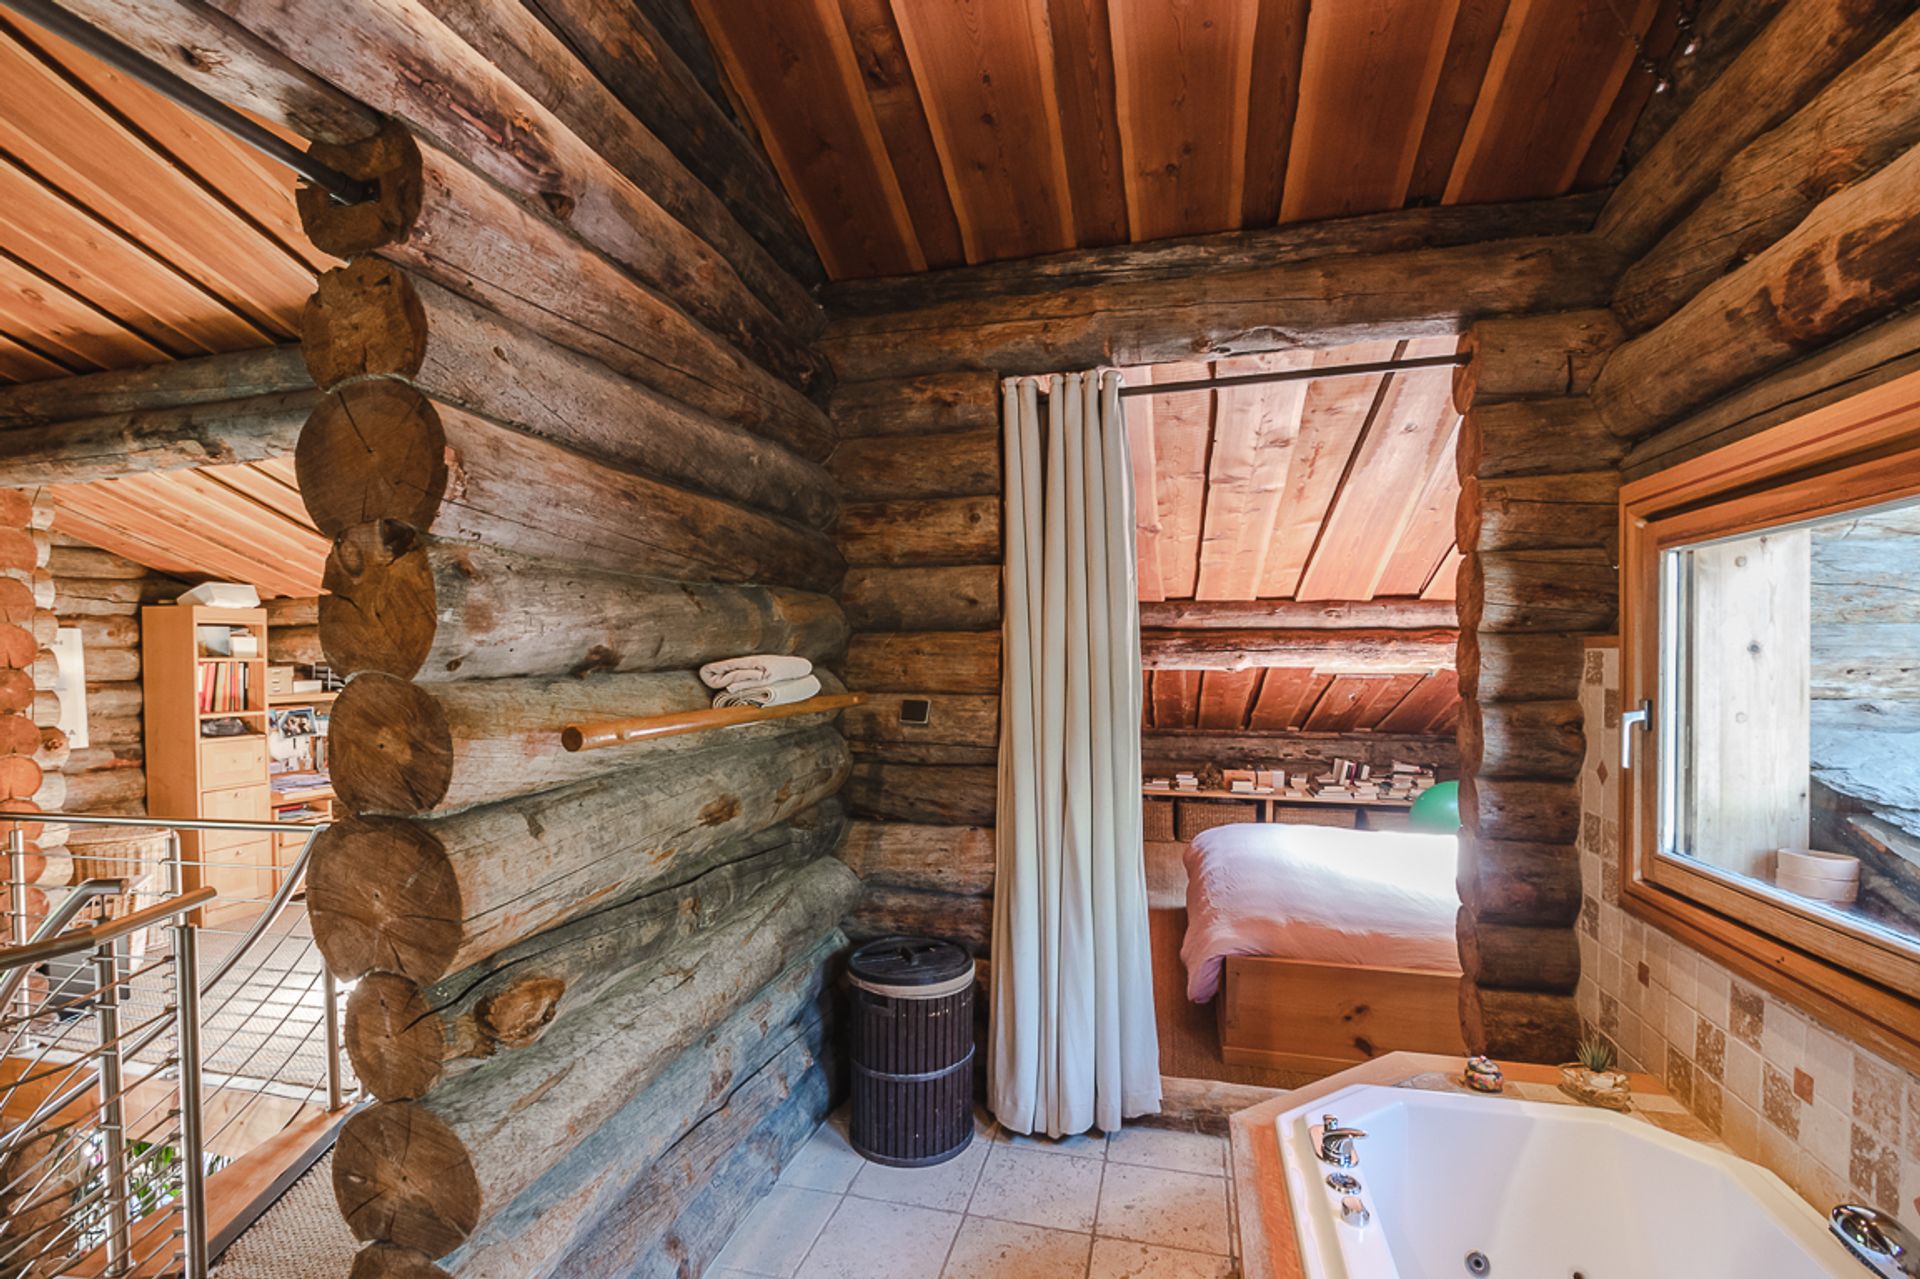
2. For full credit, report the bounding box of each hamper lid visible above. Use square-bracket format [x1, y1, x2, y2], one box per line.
[848, 936, 972, 990]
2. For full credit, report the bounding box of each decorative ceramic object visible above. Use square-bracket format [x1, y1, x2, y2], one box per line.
[1462, 1055, 1504, 1093]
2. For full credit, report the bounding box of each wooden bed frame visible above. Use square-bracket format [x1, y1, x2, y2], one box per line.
[1217, 955, 1468, 1074]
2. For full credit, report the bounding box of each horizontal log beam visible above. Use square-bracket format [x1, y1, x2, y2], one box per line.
[1450, 310, 1624, 410]
[1458, 699, 1585, 780]
[1137, 598, 1456, 630]
[1139, 627, 1457, 671]
[841, 629, 1000, 693]
[1457, 631, 1590, 704]
[1141, 729, 1459, 771]
[307, 726, 850, 983]
[345, 824, 840, 1099]
[841, 566, 999, 632]
[1456, 472, 1619, 554]
[1456, 907, 1579, 994]
[838, 821, 995, 896]
[1460, 774, 1581, 845]
[329, 668, 853, 817]
[303, 260, 835, 524]
[320, 524, 845, 683]
[845, 885, 992, 954]
[331, 858, 857, 1254]
[828, 430, 1000, 501]
[823, 232, 1618, 380]
[295, 124, 831, 456]
[839, 692, 997, 767]
[298, 383, 841, 591]
[0, 392, 316, 486]
[1458, 550, 1617, 635]
[1457, 835, 1582, 928]
[830, 372, 999, 438]
[1457, 399, 1626, 481]
[1460, 981, 1580, 1063]
[0, 346, 311, 427]
[844, 762, 996, 827]
[837, 497, 1000, 567]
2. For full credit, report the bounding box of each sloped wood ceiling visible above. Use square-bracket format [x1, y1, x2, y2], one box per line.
[1130, 334, 1463, 736]
[692, 0, 1669, 279]
[0, 10, 329, 596]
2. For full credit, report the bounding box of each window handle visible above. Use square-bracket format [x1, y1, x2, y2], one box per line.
[1620, 699, 1652, 769]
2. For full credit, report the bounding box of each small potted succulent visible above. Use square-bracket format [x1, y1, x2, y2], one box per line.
[1559, 1035, 1632, 1112]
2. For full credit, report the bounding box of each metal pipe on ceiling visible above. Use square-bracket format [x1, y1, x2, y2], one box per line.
[0, 0, 373, 206]
[1116, 352, 1469, 399]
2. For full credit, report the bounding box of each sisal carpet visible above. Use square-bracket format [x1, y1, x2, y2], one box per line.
[211, 1151, 357, 1277]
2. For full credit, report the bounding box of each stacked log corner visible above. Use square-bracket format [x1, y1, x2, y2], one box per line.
[0, 489, 53, 945]
[1453, 311, 1624, 1064]
[289, 112, 857, 1279]
[828, 371, 1004, 956]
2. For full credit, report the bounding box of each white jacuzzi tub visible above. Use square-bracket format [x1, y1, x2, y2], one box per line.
[1276, 1084, 1856, 1278]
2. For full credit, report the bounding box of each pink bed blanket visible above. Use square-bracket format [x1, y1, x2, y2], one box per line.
[1179, 822, 1462, 1002]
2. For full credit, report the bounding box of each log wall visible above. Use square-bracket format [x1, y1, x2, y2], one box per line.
[828, 372, 1002, 955]
[0, 490, 52, 943]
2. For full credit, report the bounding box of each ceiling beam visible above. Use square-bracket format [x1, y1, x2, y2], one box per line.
[1140, 626, 1458, 673]
[1138, 598, 1458, 631]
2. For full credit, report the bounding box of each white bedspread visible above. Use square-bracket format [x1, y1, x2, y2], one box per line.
[1179, 823, 1461, 1002]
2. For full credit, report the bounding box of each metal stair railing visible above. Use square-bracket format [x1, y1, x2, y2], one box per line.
[0, 811, 349, 1279]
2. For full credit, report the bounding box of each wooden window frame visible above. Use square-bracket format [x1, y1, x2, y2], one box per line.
[1618, 370, 1920, 1072]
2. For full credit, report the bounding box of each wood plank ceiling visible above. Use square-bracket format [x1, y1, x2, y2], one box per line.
[0, 10, 331, 597]
[692, 0, 1668, 279]
[1132, 335, 1462, 738]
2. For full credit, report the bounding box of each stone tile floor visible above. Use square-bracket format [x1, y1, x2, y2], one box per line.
[712, 1108, 1240, 1279]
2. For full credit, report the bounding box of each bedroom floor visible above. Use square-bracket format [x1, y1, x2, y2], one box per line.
[1144, 840, 1322, 1092]
[711, 1106, 1237, 1279]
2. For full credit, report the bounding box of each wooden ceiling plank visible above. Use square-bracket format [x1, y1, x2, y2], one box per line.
[1145, 363, 1214, 599]
[1126, 386, 1167, 601]
[1194, 350, 1310, 599]
[51, 483, 238, 584]
[1254, 339, 1399, 599]
[1195, 667, 1261, 731]
[1404, 0, 1512, 203]
[887, 0, 1076, 264]
[47, 500, 201, 581]
[1044, 0, 1130, 246]
[1442, 0, 1658, 203]
[1301, 673, 1373, 732]
[1246, 665, 1312, 730]
[1109, 0, 1258, 243]
[1573, 0, 1680, 189]
[1374, 668, 1460, 733]
[1296, 338, 1459, 602]
[197, 462, 315, 529]
[1352, 672, 1426, 731]
[1279, 0, 1460, 224]
[0, 251, 167, 372]
[71, 471, 324, 596]
[1374, 417, 1463, 598]
[0, 153, 271, 359]
[0, 330, 74, 382]
[1237, 0, 1309, 227]
[1150, 667, 1201, 729]
[159, 468, 330, 565]
[0, 24, 310, 338]
[834, 0, 968, 269]
[1420, 546, 1464, 601]
[687, 0, 924, 279]
[10, 12, 331, 275]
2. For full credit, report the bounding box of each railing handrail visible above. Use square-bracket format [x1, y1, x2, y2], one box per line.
[0, 887, 216, 968]
[0, 878, 126, 1010]
[0, 809, 305, 837]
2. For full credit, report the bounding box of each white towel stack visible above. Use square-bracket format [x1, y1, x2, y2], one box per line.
[699, 654, 820, 709]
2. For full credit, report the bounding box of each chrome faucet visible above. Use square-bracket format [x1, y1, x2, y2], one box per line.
[1833, 1204, 1920, 1277]
[1314, 1114, 1367, 1168]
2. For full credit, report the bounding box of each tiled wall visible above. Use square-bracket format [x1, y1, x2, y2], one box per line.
[1575, 643, 1918, 1235]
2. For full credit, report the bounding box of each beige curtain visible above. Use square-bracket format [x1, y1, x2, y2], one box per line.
[989, 371, 1161, 1137]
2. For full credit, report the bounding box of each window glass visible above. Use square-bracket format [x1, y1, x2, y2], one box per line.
[1659, 499, 1920, 951]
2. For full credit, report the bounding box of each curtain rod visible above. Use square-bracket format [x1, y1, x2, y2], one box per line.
[0, 0, 374, 206]
[1115, 352, 1468, 399]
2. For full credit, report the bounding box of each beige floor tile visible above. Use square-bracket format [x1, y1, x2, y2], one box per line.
[1105, 1128, 1225, 1177]
[1088, 1239, 1235, 1279]
[1095, 1163, 1231, 1254]
[849, 1134, 990, 1212]
[781, 1119, 866, 1194]
[795, 1198, 962, 1279]
[713, 1186, 841, 1277]
[969, 1145, 1106, 1232]
[940, 1216, 1092, 1279]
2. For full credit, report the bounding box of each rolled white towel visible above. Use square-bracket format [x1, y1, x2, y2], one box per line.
[713, 674, 821, 709]
[699, 654, 814, 691]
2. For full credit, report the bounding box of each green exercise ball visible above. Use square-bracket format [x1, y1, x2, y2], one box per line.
[1408, 780, 1460, 833]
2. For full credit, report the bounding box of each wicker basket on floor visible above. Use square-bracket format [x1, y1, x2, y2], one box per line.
[1142, 797, 1176, 841]
[1175, 799, 1259, 841]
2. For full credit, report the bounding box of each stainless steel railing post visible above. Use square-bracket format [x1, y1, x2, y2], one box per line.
[93, 935, 131, 1276]
[322, 966, 345, 1113]
[7, 824, 26, 1023]
[164, 828, 183, 897]
[173, 919, 208, 1279]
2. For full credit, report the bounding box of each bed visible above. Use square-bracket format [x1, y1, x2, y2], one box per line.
[1180, 823, 1468, 1074]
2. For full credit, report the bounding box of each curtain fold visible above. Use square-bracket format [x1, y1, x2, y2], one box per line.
[990, 371, 1161, 1137]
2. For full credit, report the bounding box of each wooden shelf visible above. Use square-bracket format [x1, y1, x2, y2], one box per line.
[563, 692, 866, 752]
[268, 690, 338, 707]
